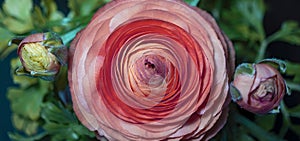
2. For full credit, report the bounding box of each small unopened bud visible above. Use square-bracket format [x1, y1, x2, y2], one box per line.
[13, 32, 67, 81]
[230, 60, 287, 114]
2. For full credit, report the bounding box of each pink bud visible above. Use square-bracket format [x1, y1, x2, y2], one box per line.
[231, 63, 286, 114]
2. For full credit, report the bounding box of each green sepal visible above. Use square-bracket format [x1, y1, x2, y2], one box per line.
[43, 32, 64, 47]
[43, 32, 68, 65]
[258, 58, 287, 73]
[234, 63, 256, 78]
[15, 66, 57, 81]
[230, 83, 242, 102]
[8, 36, 26, 46]
[48, 45, 68, 66]
[268, 106, 281, 114]
[285, 81, 292, 95]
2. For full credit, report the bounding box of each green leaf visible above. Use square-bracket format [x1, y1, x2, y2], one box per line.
[218, 0, 265, 42]
[41, 0, 64, 21]
[61, 26, 85, 44]
[234, 113, 283, 141]
[2, 17, 33, 34]
[44, 123, 80, 141]
[7, 81, 49, 120]
[288, 105, 300, 118]
[255, 115, 276, 131]
[269, 21, 300, 45]
[0, 27, 15, 59]
[42, 103, 76, 124]
[11, 114, 39, 135]
[184, 0, 200, 6]
[10, 58, 38, 88]
[68, 0, 108, 17]
[8, 132, 47, 141]
[41, 102, 95, 141]
[2, 0, 32, 21]
[0, 9, 4, 19]
[237, 133, 256, 141]
[290, 125, 300, 136]
[236, 0, 264, 33]
[2, 0, 33, 34]
[32, 6, 47, 30]
[285, 61, 300, 83]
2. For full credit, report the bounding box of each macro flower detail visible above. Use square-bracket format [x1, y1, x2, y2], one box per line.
[230, 60, 287, 114]
[68, 0, 235, 140]
[14, 32, 67, 81]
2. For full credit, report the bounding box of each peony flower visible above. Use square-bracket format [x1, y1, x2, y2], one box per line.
[68, 0, 235, 140]
[230, 62, 287, 114]
[15, 32, 67, 81]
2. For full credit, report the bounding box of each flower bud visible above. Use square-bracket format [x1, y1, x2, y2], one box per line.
[230, 60, 287, 114]
[14, 32, 67, 81]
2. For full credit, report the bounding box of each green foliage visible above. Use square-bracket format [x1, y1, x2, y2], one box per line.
[7, 58, 51, 136]
[8, 58, 94, 141]
[0, 27, 15, 59]
[255, 115, 276, 131]
[68, 0, 109, 16]
[184, 0, 200, 6]
[268, 21, 300, 45]
[7, 85, 48, 120]
[41, 102, 95, 141]
[286, 61, 300, 83]
[2, 0, 34, 33]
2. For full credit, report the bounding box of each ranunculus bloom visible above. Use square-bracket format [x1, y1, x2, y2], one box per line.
[68, 0, 235, 140]
[16, 32, 67, 81]
[231, 63, 286, 114]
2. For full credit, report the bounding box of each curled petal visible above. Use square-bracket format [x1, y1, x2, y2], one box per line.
[231, 63, 286, 114]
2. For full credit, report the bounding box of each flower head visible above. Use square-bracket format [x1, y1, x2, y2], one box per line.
[231, 60, 287, 114]
[15, 32, 67, 80]
[68, 0, 235, 140]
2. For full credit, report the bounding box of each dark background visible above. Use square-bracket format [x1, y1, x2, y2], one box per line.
[0, 0, 300, 141]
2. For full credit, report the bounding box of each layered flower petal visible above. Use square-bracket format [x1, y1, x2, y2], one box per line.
[231, 63, 286, 114]
[68, 0, 235, 140]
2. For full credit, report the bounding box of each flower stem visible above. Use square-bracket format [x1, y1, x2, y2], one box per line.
[233, 112, 282, 141]
[255, 29, 289, 62]
[61, 26, 85, 45]
[279, 101, 291, 138]
[286, 81, 300, 92]
[255, 40, 268, 62]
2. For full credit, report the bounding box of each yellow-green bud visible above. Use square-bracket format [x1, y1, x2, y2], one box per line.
[20, 43, 59, 73]
[15, 32, 67, 81]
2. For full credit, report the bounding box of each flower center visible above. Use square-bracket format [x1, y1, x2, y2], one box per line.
[252, 78, 276, 102]
[132, 55, 168, 96]
[21, 43, 57, 72]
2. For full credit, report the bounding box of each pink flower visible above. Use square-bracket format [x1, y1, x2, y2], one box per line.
[231, 63, 286, 114]
[68, 0, 235, 140]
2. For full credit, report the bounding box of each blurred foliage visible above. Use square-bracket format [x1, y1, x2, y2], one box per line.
[0, 0, 300, 140]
